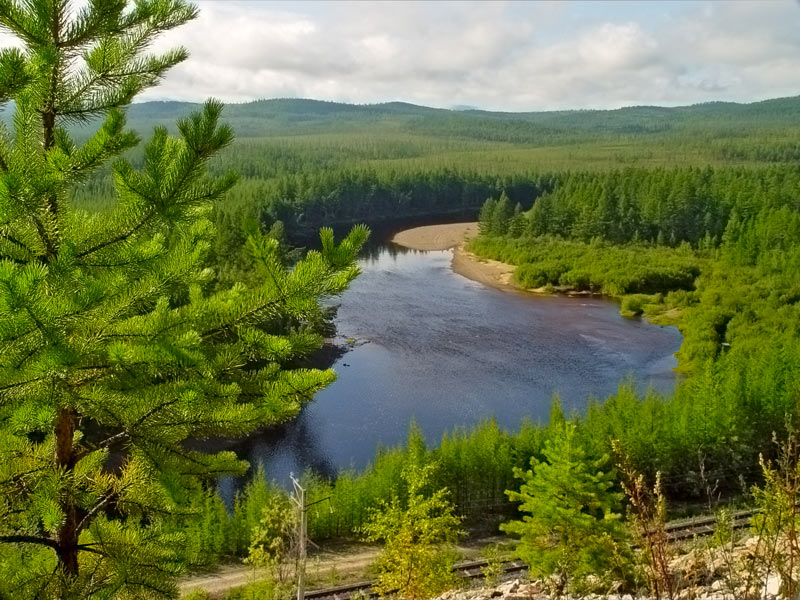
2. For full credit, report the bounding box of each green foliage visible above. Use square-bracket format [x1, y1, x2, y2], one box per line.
[470, 235, 702, 295]
[751, 429, 800, 598]
[246, 493, 297, 570]
[223, 580, 284, 600]
[0, 1, 367, 598]
[502, 423, 632, 594]
[480, 544, 507, 587]
[478, 196, 497, 235]
[230, 468, 287, 556]
[244, 491, 297, 600]
[467, 157, 800, 500]
[169, 485, 233, 567]
[360, 463, 464, 600]
[620, 294, 661, 318]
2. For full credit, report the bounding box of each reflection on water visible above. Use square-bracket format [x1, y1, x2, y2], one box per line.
[222, 243, 682, 492]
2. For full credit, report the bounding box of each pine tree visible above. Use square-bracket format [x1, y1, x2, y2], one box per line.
[501, 423, 631, 594]
[478, 196, 497, 235]
[0, 1, 367, 597]
[490, 191, 513, 235]
[508, 202, 526, 238]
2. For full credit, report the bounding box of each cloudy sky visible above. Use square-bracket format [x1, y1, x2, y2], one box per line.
[134, 0, 800, 111]
[53, 1, 800, 111]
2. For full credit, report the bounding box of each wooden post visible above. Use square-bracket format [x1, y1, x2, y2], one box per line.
[291, 475, 307, 600]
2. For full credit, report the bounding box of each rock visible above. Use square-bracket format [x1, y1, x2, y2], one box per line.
[496, 580, 520, 596]
[766, 574, 781, 596]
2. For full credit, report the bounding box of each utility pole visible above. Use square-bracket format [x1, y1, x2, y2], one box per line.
[290, 474, 307, 600]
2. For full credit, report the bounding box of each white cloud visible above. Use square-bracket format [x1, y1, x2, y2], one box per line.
[2, 0, 798, 110]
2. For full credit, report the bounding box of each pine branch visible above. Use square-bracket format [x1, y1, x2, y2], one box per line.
[1, 231, 35, 255]
[30, 213, 56, 260]
[76, 482, 134, 534]
[75, 209, 156, 258]
[0, 534, 58, 550]
[0, 3, 46, 46]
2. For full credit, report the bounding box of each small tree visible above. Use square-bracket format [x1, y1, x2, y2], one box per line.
[508, 203, 526, 238]
[478, 197, 497, 235]
[245, 493, 298, 600]
[360, 463, 464, 600]
[502, 423, 631, 595]
[490, 191, 513, 236]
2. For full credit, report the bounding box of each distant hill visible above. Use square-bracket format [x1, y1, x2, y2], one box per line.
[121, 95, 800, 140]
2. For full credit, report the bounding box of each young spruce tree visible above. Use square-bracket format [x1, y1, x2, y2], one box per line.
[0, 1, 367, 597]
[502, 423, 631, 595]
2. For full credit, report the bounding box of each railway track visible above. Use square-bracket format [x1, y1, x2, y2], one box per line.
[663, 507, 756, 541]
[304, 508, 759, 600]
[305, 558, 528, 600]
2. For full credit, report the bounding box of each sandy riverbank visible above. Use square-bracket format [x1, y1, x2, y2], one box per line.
[390, 222, 479, 251]
[391, 222, 518, 292]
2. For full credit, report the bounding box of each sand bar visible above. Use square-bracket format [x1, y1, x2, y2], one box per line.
[390, 222, 478, 251]
[391, 222, 518, 292]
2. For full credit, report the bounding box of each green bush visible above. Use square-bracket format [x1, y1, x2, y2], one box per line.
[620, 294, 660, 317]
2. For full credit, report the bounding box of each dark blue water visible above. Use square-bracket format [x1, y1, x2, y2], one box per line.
[226, 243, 682, 488]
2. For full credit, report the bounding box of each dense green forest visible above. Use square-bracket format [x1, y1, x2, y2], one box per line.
[66, 96, 800, 288]
[470, 163, 800, 496]
[66, 95, 800, 512]
[69, 95, 800, 242]
[66, 95, 797, 576]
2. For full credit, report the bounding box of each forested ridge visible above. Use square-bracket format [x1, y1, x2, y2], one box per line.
[69, 95, 800, 244]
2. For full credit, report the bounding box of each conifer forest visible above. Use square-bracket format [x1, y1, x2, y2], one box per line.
[1, 1, 800, 599]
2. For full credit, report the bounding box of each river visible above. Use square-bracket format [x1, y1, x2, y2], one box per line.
[220, 238, 682, 492]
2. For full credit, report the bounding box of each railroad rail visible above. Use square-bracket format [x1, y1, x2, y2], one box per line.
[663, 507, 756, 541]
[304, 508, 759, 600]
[305, 559, 527, 600]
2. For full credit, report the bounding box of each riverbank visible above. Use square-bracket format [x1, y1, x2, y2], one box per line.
[391, 222, 518, 292]
[391, 224, 684, 334]
[391, 224, 678, 306]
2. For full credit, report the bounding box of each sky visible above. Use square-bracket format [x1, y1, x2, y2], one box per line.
[11, 1, 800, 111]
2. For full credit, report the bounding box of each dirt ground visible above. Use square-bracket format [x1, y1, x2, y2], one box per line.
[179, 536, 509, 598]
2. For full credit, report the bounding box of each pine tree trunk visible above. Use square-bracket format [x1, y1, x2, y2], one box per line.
[54, 406, 79, 577]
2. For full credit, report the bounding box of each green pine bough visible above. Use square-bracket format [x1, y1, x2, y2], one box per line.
[0, 1, 367, 597]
